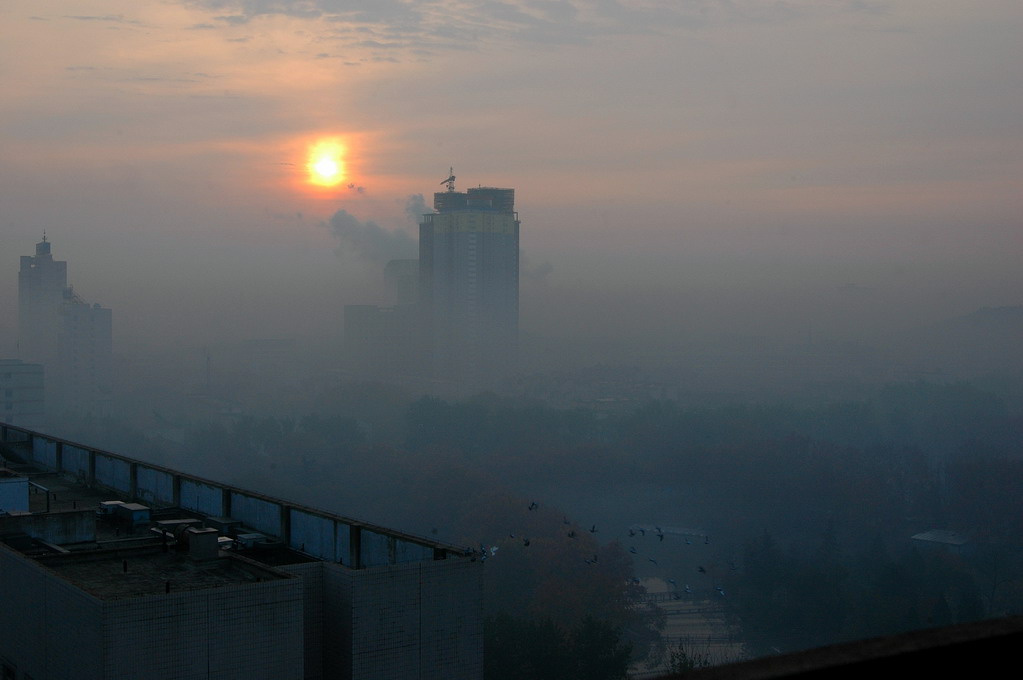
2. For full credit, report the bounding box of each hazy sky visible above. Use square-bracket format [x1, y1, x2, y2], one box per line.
[2, 1, 1021, 356]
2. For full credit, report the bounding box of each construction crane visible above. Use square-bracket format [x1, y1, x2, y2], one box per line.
[440, 167, 456, 192]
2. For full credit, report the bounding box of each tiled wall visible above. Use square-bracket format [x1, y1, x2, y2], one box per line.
[1, 543, 305, 680]
[281, 561, 325, 680]
[0, 543, 104, 679]
[102, 578, 305, 680]
[348, 559, 483, 680]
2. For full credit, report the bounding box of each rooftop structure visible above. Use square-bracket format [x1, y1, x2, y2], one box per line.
[0, 420, 483, 680]
[40, 544, 291, 600]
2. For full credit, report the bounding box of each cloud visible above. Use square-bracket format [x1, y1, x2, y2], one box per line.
[215, 14, 249, 25]
[327, 209, 417, 263]
[178, 0, 900, 47]
[64, 15, 142, 25]
[520, 251, 553, 285]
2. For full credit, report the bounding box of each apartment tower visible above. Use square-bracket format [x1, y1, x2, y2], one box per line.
[419, 174, 519, 391]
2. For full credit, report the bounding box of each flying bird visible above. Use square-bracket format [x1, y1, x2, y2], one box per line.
[528, 501, 538, 511]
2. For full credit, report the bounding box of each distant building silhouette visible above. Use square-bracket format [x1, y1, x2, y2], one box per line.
[384, 258, 420, 306]
[18, 237, 112, 414]
[0, 360, 44, 430]
[17, 237, 66, 371]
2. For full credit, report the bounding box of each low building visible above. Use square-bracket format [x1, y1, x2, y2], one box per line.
[0, 421, 483, 680]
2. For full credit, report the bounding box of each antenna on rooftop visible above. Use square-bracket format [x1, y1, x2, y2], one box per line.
[440, 167, 456, 192]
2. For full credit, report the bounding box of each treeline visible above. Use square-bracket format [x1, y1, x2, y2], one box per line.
[54, 375, 1023, 663]
[732, 527, 992, 656]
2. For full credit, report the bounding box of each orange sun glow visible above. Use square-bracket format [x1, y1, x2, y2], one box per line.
[307, 139, 346, 187]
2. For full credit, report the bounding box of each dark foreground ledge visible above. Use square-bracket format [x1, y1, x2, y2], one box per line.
[672, 616, 1023, 679]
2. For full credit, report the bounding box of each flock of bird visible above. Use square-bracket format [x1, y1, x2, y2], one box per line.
[471, 500, 733, 597]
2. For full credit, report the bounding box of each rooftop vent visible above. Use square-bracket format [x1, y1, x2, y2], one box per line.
[185, 527, 220, 561]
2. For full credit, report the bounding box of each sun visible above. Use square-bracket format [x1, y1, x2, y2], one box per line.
[307, 139, 346, 187]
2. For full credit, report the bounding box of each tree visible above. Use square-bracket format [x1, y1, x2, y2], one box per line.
[483, 615, 631, 680]
[664, 638, 711, 677]
[570, 615, 632, 680]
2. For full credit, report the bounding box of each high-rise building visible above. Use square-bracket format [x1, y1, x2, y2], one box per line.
[18, 237, 112, 412]
[340, 175, 520, 392]
[419, 177, 519, 391]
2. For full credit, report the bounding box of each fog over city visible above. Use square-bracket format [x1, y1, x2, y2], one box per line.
[3, 1, 1020, 355]
[2, 1, 1022, 674]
